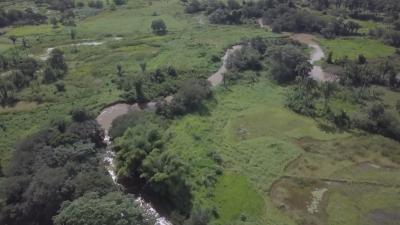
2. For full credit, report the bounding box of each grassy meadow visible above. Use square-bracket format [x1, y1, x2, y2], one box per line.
[319, 37, 396, 61]
[164, 76, 400, 225]
[0, 0, 277, 165]
[1, 1, 400, 225]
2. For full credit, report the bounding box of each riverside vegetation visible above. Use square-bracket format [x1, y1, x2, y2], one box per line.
[1, 0, 400, 225]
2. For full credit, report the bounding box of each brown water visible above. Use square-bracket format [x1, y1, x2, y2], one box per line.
[96, 44, 243, 225]
[258, 21, 337, 82]
[290, 33, 337, 82]
[97, 44, 242, 131]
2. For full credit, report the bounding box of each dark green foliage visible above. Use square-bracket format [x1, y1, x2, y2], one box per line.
[43, 49, 68, 84]
[141, 150, 192, 214]
[109, 111, 162, 139]
[0, 8, 47, 28]
[0, 118, 114, 225]
[53, 192, 154, 225]
[0, 79, 17, 106]
[286, 77, 319, 116]
[49, 49, 68, 73]
[151, 19, 167, 35]
[55, 81, 66, 92]
[321, 18, 361, 38]
[70, 108, 94, 123]
[184, 206, 211, 225]
[113, 0, 127, 5]
[338, 59, 398, 88]
[185, 0, 204, 14]
[118, 67, 181, 104]
[353, 104, 400, 142]
[269, 45, 311, 84]
[88, 0, 104, 9]
[114, 118, 192, 215]
[226, 46, 262, 71]
[157, 78, 212, 117]
[331, 110, 351, 129]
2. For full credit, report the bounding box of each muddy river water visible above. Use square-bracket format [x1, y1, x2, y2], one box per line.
[95, 22, 334, 224]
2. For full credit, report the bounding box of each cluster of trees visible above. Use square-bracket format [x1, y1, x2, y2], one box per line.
[226, 46, 262, 72]
[184, 0, 244, 25]
[369, 28, 400, 47]
[269, 43, 312, 84]
[305, 0, 400, 20]
[53, 192, 155, 225]
[151, 19, 168, 35]
[34, 0, 127, 12]
[0, 47, 68, 106]
[43, 49, 68, 84]
[117, 65, 179, 104]
[0, 55, 39, 106]
[332, 55, 400, 89]
[113, 113, 192, 216]
[353, 103, 400, 142]
[183, 0, 362, 37]
[0, 8, 47, 28]
[156, 78, 212, 117]
[0, 108, 156, 225]
[35, 0, 76, 12]
[0, 109, 110, 225]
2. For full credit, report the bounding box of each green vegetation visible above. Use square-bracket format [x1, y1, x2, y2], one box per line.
[1, 0, 400, 225]
[320, 37, 396, 60]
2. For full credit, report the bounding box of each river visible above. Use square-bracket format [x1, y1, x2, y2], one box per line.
[95, 44, 242, 225]
[95, 22, 334, 224]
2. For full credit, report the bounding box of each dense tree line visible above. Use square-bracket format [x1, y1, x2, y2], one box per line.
[183, 0, 362, 37]
[0, 108, 155, 225]
[0, 48, 68, 106]
[113, 112, 193, 216]
[117, 66, 180, 104]
[353, 103, 400, 142]
[53, 192, 155, 225]
[0, 109, 115, 225]
[0, 8, 47, 28]
[0, 55, 39, 106]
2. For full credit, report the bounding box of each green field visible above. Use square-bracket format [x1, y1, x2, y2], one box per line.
[0, 0, 278, 165]
[1, 1, 400, 225]
[319, 37, 395, 60]
[161, 73, 400, 224]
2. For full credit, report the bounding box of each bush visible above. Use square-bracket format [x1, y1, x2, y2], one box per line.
[53, 192, 154, 225]
[88, 0, 104, 9]
[226, 46, 262, 71]
[113, 0, 127, 5]
[151, 19, 167, 35]
[157, 79, 212, 117]
[269, 45, 311, 84]
[70, 108, 94, 122]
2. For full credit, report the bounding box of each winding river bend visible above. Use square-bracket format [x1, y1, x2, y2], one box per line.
[96, 44, 242, 225]
[96, 21, 334, 224]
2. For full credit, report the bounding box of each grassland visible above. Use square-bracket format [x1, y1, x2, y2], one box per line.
[164, 73, 400, 225]
[1, 1, 400, 225]
[0, 0, 278, 166]
[319, 37, 395, 60]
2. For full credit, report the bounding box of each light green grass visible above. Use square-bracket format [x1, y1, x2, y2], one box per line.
[0, 0, 278, 169]
[319, 37, 395, 60]
[166, 77, 348, 224]
[213, 174, 264, 224]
